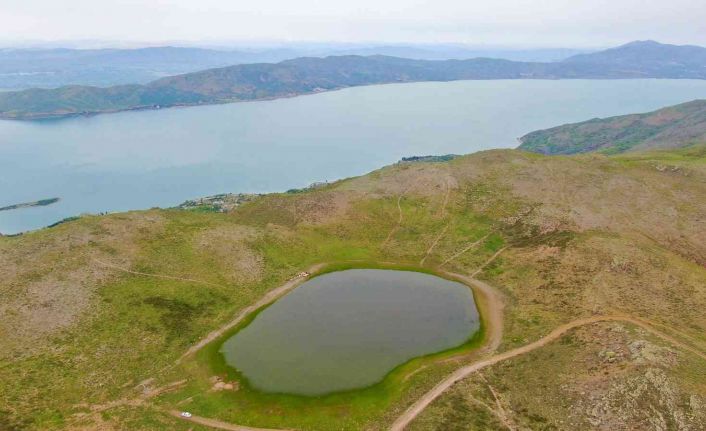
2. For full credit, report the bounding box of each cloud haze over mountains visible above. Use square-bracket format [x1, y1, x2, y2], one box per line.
[2, 0, 706, 47]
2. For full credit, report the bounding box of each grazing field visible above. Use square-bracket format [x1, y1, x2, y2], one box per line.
[1, 144, 705, 430]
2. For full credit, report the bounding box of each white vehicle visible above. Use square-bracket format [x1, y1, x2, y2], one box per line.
[180, 411, 192, 418]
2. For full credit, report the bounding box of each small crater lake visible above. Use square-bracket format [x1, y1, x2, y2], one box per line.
[220, 269, 479, 395]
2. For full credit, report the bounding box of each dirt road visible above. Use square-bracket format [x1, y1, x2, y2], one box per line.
[158, 267, 703, 431]
[102, 256, 704, 431]
[168, 410, 290, 431]
[455, 276, 504, 352]
[389, 314, 706, 431]
[169, 271, 505, 431]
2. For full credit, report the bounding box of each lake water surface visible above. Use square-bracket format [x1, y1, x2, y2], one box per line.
[220, 269, 479, 395]
[3, 79, 706, 234]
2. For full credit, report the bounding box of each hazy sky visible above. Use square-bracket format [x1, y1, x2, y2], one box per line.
[1, 0, 705, 47]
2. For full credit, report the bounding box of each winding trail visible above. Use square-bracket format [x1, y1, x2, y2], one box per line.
[389, 313, 706, 431]
[458, 390, 511, 431]
[96, 256, 706, 431]
[440, 234, 490, 266]
[438, 178, 452, 219]
[420, 178, 454, 266]
[471, 247, 507, 277]
[77, 263, 325, 427]
[93, 258, 224, 288]
[147, 265, 705, 431]
[381, 193, 406, 248]
[479, 372, 516, 431]
[69, 380, 188, 427]
[168, 410, 292, 431]
[167, 270, 504, 431]
[419, 225, 449, 266]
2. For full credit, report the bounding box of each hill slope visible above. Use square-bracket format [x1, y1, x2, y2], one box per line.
[1, 144, 705, 430]
[2, 41, 706, 120]
[518, 99, 706, 154]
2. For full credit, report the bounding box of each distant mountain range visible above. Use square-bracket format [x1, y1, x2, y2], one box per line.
[0, 45, 590, 90]
[2, 41, 705, 120]
[0, 47, 277, 89]
[518, 99, 706, 155]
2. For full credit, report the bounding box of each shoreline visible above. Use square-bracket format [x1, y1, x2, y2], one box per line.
[1, 77, 700, 122]
[187, 261, 499, 399]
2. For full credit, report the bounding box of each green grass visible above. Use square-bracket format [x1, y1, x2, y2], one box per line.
[157, 260, 490, 430]
[0, 156, 576, 429]
[3, 146, 705, 430]
[136, 187, 500, 429]
[0, 187, 493, 430]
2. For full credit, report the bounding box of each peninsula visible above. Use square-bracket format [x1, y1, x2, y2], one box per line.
[2, 40, 706, 120]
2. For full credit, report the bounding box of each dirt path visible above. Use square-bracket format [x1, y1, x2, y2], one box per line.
[420, 225, 449, 266]
[438, 178, 452, 219]
[446, 275, 505, 352]
[440, 234, 490, 266]
[70, 380, 187, 426]
[382, 193, 406, 248]
[462, 391, 511, 431]
[420, 178, 454, 266]
[628, 314, 706, 351]
[166, 271, 504, 431]
[93, 250, 706, 431]
[93, 258, 224, 288]
[168, 410, 291, 431]
[479, 372, 516, 431]
[177, 263, 326, 363]
[470, 247, 507, 277]
[389, 314, 706, 431]
[154, 268, 703, 431]
[76, 265, 325, 425]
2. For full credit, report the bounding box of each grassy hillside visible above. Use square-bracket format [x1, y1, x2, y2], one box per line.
[1, 145, 705, 430]
[2, 41, 706, 119]
[519, 99, 706, 155]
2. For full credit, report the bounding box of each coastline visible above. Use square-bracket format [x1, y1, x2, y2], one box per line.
[3, 76, 702, 122]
